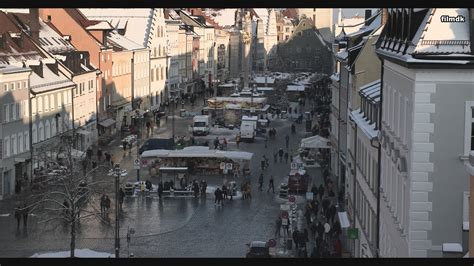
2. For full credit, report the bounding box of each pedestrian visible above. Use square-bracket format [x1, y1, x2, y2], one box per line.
[275, 216, 282, 237]
[268, 175, 275, 193]
[258, 173, 264, 191]
[293, 229, 300, 249]
[285, 134, 290, 149]
[119, 188, 125, 210]
[278, 148, 284, 163]
[122, 140, 128, 156]
[291, 123, 296, 134]
[329, 205, 337, 224]
[236, 134, 241, 148]
[318, 184, 325, 201]
[157, 182, 163, 199]
[223, 138, 228, 150]
[22, 203, 28, 229]
[105, 196, 111, 213]
[214, 187, 221, 205]
[284, 151, 289, 163]
[214, 137, 219, 150]
[334, 237, 342, 258]
[261, 157, 266, 171]
[222, 185, 228, 200]
[273, 152, 278, 163]
[14, 206, 21, 230]
[100, 194, 107, 215]
[105, 152, 111, 164]
[246, 183, 252, 199]
[97, 149, 103, 162]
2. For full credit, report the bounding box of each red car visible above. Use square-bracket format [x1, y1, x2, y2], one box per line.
[287, 169, 309, 194]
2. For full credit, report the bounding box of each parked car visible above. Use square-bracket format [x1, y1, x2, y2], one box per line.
[246, 241, 271, 258]
[138, 138, 175, 155]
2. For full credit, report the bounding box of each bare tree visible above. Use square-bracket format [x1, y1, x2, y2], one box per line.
[23, 128, 114, 258]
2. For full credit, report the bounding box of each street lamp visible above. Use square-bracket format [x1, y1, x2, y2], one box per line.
[114, 163, 121, 258]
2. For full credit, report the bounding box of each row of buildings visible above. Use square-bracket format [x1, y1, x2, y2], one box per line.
[329, 8, 474, 257]
[0, 7, 358, 201]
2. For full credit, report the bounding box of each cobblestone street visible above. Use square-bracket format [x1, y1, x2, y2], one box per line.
[0, 96, 326, 257]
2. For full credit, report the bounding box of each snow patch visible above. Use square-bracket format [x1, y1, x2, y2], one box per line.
[31, 249, 115, 258]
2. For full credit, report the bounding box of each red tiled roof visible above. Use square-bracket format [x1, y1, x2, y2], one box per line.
[282, 8, 298, 19]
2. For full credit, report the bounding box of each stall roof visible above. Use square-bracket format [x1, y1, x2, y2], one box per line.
[209, 97, 267, 103]
[287, 85, 305, 92]
[254, 76, 275, 84]
[256, 87, 274, 91]
[300, 135, 331, 149]
[141, 146, 253, 161]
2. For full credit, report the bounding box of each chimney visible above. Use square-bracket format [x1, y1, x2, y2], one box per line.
[29, 8, 40, 43]
[365, 10, 372, 25]
[381, 8, 389, 25]
[43, 58, 58, 75]
[28, 60, 43, 78]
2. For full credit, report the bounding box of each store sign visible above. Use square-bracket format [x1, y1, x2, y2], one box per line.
[306, 192, 313, 200]
[280, 204, 290, 211]
[288, 195, 296, 203]
[225, 163, 233, 170]
[281, 211, 289, 219]
[282, 218, 288, 226]
[290, 163, 298, 170]
[348, 228, 359, 240]
[220, 162, 226, 170]
[141, 159, 148, 167]
[134, 159, 140, 170]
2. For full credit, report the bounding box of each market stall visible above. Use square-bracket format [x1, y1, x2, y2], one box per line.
[141, 146, 253, 178]
[298, 135, 331, 168]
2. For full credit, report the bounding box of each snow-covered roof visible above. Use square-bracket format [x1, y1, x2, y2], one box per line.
[141, 146, 253, 161]
[413, 8, 471, 55]
[256, 87, 274, 91]
[28, 65, 75, 94]
[349, 109, 378, 140]
[334, 17, 365, 36]
[336, 49, 348, 60]
[38, 19, 76, 54]
[360, 80, 381, 102]
[330, 73, 340, 82]
[442, 243, 463, 253]
[79, 8, 153, 48]
[0, 64, 30, 74]
[108, 31, 143, 50]
[85, 21, 113, 30]
[204, 9, 237, 28]
[287, 85, 305, 92]
[346, 11, 381, 38]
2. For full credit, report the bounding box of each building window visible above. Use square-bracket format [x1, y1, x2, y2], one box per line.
[17, 82, 21, 89]
[4, 136, 10, 158]
[24, 130, 29, 151]
[11, 103, 15, 120]
[3, 104, 9, 122]
[50, 95, 55, 111]
[11, 134, 16, 155]
[38, 96, 43, 113]
[18, 133, 23, 153]
[10, 83, 14, 91]
[465, 101, 474, 155]
[4, 84, 7, 92]
[32, 124, 37, 144]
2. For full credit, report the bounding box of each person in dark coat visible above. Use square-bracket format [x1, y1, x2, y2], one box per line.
[214, 137, 219, 149]
[284, 151, 289, 163]
[214, 188, 221, 205]
[258, 173, 264, 191]
[316, 221, 325, 238]
[14, 207, 21, 229]
[322, 199, 330, 218]
[222, 185, 228, 200]
[278, 148, 284, 163]
[318, 184, 325, 201]
[328, 205, 337, 224]
[157, 182, 163, 199]
[292, 229, 300, 249]
[97, 149, 103, 162]
[273, 152, 278, 163]
[275, 216, 282, 237]
[268, 176, 275, 193]
[22, 203, 28, 229]
[119, 188, 125, 210]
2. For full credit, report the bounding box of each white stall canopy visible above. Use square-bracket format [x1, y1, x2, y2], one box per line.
[300, 135, 331, 149]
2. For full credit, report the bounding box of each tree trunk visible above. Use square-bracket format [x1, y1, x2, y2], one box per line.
[70, 217, 76, 258]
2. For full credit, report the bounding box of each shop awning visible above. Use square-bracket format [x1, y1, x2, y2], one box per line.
[141, 146, 253, 161]
[300, 135, 331, 149]
[98, 118, 116, 128]
[76, 129, 91, 135]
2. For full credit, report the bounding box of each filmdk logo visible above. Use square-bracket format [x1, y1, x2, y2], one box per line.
[440, 15, 466, 23]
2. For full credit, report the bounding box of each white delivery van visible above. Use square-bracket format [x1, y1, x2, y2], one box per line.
[240, 115, 258, 142]
[192, 115, 210, 136]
